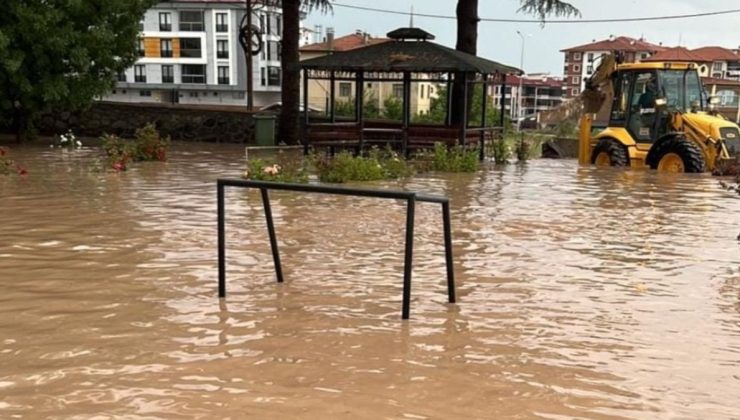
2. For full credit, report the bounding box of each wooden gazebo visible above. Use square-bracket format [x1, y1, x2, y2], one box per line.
[300, 27, 521, 158]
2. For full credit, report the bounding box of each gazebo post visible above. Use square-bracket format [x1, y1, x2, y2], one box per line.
[402, 71, 412, 157]
[356, 71, 365, 155]
[329, 71, 336, 123]
[303, 68, 310, 156]
[459, 72, 468, 147]
[446, 72, 453, 126]
[479, 74, 488, 161]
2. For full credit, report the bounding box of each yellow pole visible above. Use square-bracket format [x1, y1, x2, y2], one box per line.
[578, 114, 593, 165]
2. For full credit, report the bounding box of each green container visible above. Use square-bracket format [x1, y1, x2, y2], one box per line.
[254, 114, 277, 146]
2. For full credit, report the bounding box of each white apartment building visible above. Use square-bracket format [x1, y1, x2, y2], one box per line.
[105, 0, 295, 107]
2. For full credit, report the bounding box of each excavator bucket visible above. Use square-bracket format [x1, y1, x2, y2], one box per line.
[580, 54, 617, 115]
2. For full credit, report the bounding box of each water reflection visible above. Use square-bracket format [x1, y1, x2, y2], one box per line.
[1, 144, 739, 418]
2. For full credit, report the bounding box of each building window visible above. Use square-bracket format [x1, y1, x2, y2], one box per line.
[180, 38, 202, 58]
[215, 13, 228, 32]
[266, 41, 280, 61]
[159, 12, 171, 31]
[573, 65, 581, 72]
[265, 12, 271, 35]
[587, 65, 594, 74]
[117, 71, 127, 82]
[138, 20, 144, 32]
[189, 92, 199, 98]
[339, 82, 351, 97]
[217, 40, 229, 59]
[179, 10, 204, 31]
[139, 90, 152, 97]
[134, 65, 146, 83]
[162, 65, 174, 83]
[587, 53, 594, 62]
[160, 39, 173, 57]
[182, 64, 206, 84]
[260, 67, 266, 86]
[572, 76, 580, 84]
[136, 38, 145, 57]
[276, 15, 282, 36]
[218, 66, 230, 85]
[267, 66, 281, 86]
[572, 88, 579, 96]
[392, 84, 404, 98]
[573, 52, 582, 61]
[641, 53, 649, 60]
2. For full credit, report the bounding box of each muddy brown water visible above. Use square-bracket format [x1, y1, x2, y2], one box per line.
[1, 143, 739, 419]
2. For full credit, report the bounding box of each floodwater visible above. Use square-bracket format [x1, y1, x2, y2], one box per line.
[1, 143, 739, 419]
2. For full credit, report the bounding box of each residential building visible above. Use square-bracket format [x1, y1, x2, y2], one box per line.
[299, 29, 437, 116]
[106, 0, 293, 107]
[490, 74, 565, 119]
[560, 36, 665, 98]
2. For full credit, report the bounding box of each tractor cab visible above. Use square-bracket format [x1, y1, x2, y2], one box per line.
[609, 66, 705, 147]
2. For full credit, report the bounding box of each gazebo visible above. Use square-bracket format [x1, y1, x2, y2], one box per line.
[299, 27, 522, 158]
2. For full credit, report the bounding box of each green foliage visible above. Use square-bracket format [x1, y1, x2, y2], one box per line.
[517, 0, 581, 21]
[100, 123, 170, 171]
[413, 84, 511, 130]
[418, 143, 479, 172]
[311, 147, 414, 183]
[133, 123, 170, 161]
[101, 133, 134, 171]
[243, 151, 309, 183]
[382, 97, 403, 120]
[334, 92, 381, 119]
[490, 137, 513, 164]
[0, 0, 157, 139]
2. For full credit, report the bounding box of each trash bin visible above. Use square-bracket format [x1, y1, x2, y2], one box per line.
[254, 114, 276, 146]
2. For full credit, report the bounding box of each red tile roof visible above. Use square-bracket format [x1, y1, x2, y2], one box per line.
[702, 77, 740, 87]
[300, 32, 389, 52]
[642, 47, 707, 62]
[561, 36, 664, 53]
[692, 46, 740, 62]
[505, 75, 564, 88]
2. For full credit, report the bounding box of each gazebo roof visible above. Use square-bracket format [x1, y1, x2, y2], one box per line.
[300, 27, 521, 75]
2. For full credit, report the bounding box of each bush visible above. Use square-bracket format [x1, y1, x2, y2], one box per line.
[101, 133, 134, 171]
[100, 123, 170, 171]
[133, 123, 170, 161]
[311, 147, 414, 183]
[489, 136, 513, 164]
[0, 147, 27, 176]
[431, 143, 479, 172]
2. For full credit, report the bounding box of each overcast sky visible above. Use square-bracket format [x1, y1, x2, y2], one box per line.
[304, 0, 740, 75]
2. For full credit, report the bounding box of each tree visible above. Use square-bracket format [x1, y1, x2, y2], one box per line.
[0, 0, 157, 141]
[452, 0, 580, 124]
[280, 0, 332, 145]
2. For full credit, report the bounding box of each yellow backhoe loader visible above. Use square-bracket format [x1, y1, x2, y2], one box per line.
[578, 53, 740, 173]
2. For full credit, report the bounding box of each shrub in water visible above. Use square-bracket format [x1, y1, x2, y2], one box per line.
[133, 123, 170, 162]
[421, 143, 479, 172]
[311, 147, 415, 183]
[101, 133, 134, 171]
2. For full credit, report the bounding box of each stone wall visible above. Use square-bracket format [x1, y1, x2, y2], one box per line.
[36, 102, 273, 143]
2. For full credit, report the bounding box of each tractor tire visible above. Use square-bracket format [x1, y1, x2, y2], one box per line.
[648, 136, 705, 173]
[591, 138, 629, 167]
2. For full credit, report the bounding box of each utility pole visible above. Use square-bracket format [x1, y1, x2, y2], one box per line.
[246, 0, 254, 110]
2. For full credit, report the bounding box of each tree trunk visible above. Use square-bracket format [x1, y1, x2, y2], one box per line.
[452, 0, 478, 126]
[279, 0, 301, 145]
